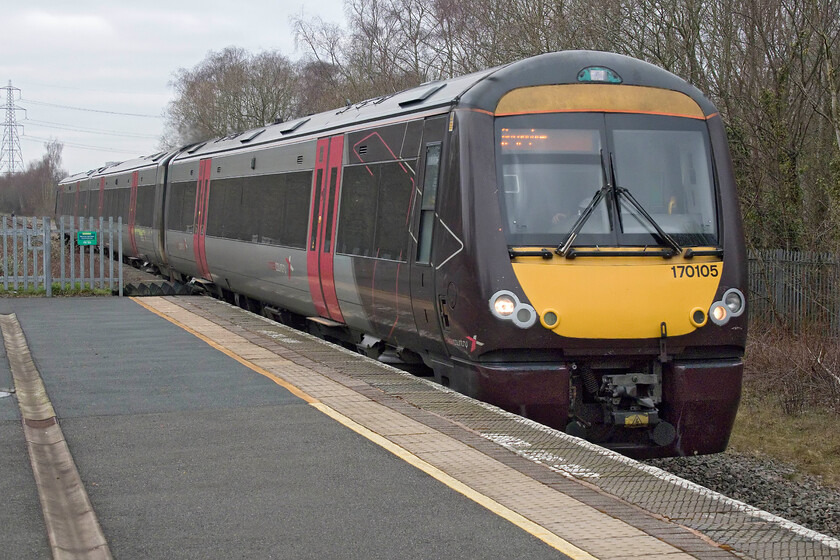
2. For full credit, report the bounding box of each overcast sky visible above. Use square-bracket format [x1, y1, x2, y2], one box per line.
[1, 1, 347, 175]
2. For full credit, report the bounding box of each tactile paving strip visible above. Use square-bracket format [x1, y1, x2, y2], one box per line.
[150, 296, 840, 560]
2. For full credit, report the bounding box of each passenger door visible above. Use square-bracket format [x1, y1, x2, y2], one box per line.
[192, 158, 212, 280]
[128, 171, 139, 256]
[410, 116, 448, 353]
[306, 135, 345, 323]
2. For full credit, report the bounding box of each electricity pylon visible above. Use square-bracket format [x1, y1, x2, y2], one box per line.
[0, 80, 26, 175]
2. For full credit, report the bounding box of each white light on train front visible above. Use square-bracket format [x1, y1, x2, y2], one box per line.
[709, 303, 729, 325]
[493, 295, 516, 317]
[723, 288, 745, 317]
[489, 290, 538, 328]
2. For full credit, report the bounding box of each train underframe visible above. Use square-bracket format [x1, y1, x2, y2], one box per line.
[437, 355, 743, 459]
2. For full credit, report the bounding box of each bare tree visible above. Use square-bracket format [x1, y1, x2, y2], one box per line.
[0, 139, 65, 216]
[163, 47, 300, 146]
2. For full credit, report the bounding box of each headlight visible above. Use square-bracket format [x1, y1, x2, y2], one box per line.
[489, 290, 537, 328]
[709, 302, 729, 325]
[723, 288, 745, 317]
[493, 295, 516, 317]
[708, 288, 745, 326]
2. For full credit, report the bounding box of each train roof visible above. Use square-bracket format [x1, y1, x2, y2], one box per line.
[63, 50, 718, 177]
[173, 50, 716, 162]
[59, 150, 182, 188]
[171, 67, 498, 162]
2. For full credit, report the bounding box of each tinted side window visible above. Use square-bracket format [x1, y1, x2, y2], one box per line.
[375, 162, 413, 260]
[206, 179, 227, 237]
[136, 185, 155, 227]
[282, 171, 312, 249]
[337, 165, 378, 257]
[204, 171, 313, 247]
[167, 183, 185, 231]
[258, 175, 282, 245]
[167, 182, 196, 232]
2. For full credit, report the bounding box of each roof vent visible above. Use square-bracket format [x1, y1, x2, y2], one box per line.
[279, 118, 310, 134]
[399, 83, 446, 107]
[241, 129, 265, 143]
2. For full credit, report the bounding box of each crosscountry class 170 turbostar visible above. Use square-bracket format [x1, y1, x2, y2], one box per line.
[58, 50, 748, 458]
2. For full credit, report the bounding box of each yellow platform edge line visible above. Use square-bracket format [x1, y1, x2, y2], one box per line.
[131, 297, 599, 560]
[311, 401, 600, 560]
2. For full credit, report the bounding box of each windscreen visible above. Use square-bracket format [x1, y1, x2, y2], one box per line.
[496, 112, 718, 248]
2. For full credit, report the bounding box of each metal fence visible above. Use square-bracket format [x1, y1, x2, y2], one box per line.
[0, 215, 123, 297]
[748, 249, 840, 334]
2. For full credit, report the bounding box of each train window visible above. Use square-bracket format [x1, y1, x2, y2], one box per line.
[375, 162, 413, 260]
[495, 112, 718, 248]
[322, 169, 339, 253]
[181, 183, 196, 232]
[198, 171, 312, 247]
[310, 169, 324, 251]
[206, 180, 228, 237]
[166, 184, 183, 230]
[337, 165, 378, 257]
[416, 143, 441, 264]
[258, 176, 282, 245]
[225, 183, 247, 241]
[135, 185, 155, 227]
[610, 118, 717, 246]
[279, 172, 309, 248]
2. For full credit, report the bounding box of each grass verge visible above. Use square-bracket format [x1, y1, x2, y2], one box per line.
[732, 322, 840, 488]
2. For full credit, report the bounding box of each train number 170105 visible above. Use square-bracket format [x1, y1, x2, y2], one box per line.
[670, 264, 720, 278]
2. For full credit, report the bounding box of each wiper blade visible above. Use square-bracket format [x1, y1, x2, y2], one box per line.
[565, 248, 677, 259]
[556, 186, 609, 257]
[615, 186, 682, 256]
[557, 149, 611, 257]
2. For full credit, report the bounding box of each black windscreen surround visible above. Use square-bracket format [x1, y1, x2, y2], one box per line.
[203, 171, 313, 249]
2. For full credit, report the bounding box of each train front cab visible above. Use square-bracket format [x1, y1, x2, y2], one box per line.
[432, 57, 748, 458]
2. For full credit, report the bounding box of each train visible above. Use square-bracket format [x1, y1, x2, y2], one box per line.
[57, 51, 748, 458]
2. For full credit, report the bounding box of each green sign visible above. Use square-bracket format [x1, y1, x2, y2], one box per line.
[77, 231, 98, 246]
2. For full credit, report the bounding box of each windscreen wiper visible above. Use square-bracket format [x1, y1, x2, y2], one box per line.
[608, 152, 681, 257]
[556, 149, 611, 257]
[556, 186, 609, 257]
[614, 186, 682, 256]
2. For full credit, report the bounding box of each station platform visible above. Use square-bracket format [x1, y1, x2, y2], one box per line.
[1, 296, 838, 560]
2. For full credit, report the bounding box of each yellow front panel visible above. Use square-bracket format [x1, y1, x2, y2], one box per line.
[495, 85, 707, 120]
[512, 254, 722, 339]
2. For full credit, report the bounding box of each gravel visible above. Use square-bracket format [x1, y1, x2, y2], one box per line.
[647, 452, 840, 539]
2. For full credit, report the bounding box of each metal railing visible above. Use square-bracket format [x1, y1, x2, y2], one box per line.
[748, 249, 840, 333]
[0, 215, 123, 297]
